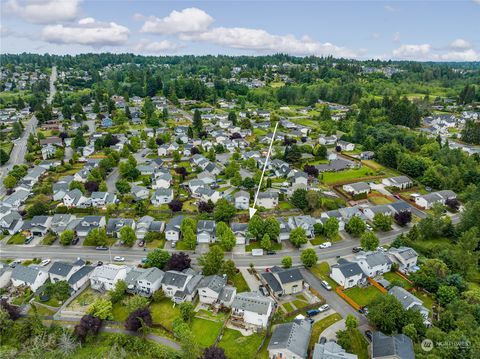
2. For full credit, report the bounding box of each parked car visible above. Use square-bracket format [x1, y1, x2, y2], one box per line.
[366, 224, 373, 231]
[319, 336, 327, 344]
[96, 261, 103, 266]
[307, 309, 320, 317]
[141, 257, 148, 264]
[377, 246, 386, 252]
[321, 280, 332, 291]
[96, 246, 108, 250]
[138, 240, 145, 247]
[358, 306, 369, 315]
[352, 246, 363, 253]
[259, 285, 269, 297]
[393, 194, 401, 200]
[24, 236, 34, 244]
[40, 259, 51, 266]
[319, 304, 330, 312]
[319, 241, 332, 249]
[10, 260, 21, 268]
[365, 330, 373, 342]
[71, 237, 79, 245]
[266, 250, 276, 255]
[113, 256, 125, 262]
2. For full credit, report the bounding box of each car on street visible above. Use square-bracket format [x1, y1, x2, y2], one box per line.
[321, 280, 332, 291]
[266, 250, 276, 255]
[319, 241, 332, 249]
[141, 257, 148, 264]
[393, 194, 401, 200]
[113, 256, 125, 262]
[319, 304, 330, 312]
[40, 259, 51, 266]
[352, 246, 363, 253]
[95, 246, 108, 250]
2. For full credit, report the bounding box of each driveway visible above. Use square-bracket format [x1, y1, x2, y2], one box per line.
[239, 267, 261, 292]
[320, 318, 346, 340]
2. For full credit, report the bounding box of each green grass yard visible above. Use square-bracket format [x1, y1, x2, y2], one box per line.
[343, 286, 384, 307]
[28, 303, 57, 317]
[218, 328, 264, 359]
[246, 241, 282, 252]
[308, 313, 342, 352]
[150, 299, 180, 330]
[7, 233, 26, 245]
[383, 272, 413, 290]
[232, 272, 250, 292]
[112, 302, 129, 322]
[282, 302, 294, 313]
[191, 317, 223, 347]
[321, 167, 377, 185]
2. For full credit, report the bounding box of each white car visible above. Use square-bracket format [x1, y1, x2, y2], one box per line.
[113, 256, 125, 262]
[319, 241, 332, 249]
[319, 304, 330, 312]
[40, 259, 51, 266]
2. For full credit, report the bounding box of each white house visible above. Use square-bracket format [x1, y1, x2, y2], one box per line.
[389, 286, 429, 323]
[336, 140, 355, 151]
[330, 259, 366, 289]
[231, 222, 248, 245]
[353, 251, 392, 277]
[268, 320, 312, 359]
[415, 190, 457, 209]
[68, 266, 94, 291]
[387, 247, 418, 273]
[197, 275, 228, 304]
[49, 258, 86, 283]
[11, 265, 48, 292]
[257, 192, 279, 209]
[90, 192, 117, 208]
[234, 190, 250, 210]
[165, 215, 184, 242]
[231, 291, 274, 328]
[125, 267, 165, 297]
[382, 176, 413, 190]
[151, 188, 173, 205]
[161, 269, 203, 304]
[197, 220, 216, 243]
[90, 264, 130, 292]
[342, 182, 371, 195]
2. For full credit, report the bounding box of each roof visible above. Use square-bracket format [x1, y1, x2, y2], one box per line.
[388, 286, 425, 312]
[345, 182, 370, 191]
[234, 190, 250, 199]
[218, 285, 236, 303]
[356, 251, 391, 268]
[91, 264, 128, 280]
[68, 266, 94, 285]
[165, 215, 184, 232]
[261, 272, 283, 293]
[372, 332, 414, 359]
[197, 220, 216, 234]
[388, 246, 418, 261]
[198, 275, 227, 294]
[268, 320, 312, 358]
[48, 262, 74, 277]
[387, 176, 412, 185]
[232, 291, 273, 315]
[312, 341, 358, 359]
[331, 259, 364, 278]
[276, 268, 304, 284]
[11, 265, 41, 284]
[162, 270, 188, 288]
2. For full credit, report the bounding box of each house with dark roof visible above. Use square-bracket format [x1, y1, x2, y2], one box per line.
[49, 258, 85, 283]
[353, 250, 392, 277]
[197, 220, 216, 243]
[161, 269, 203, 304]
[22, 215, 52, 236]
[197, 275, 233, 305]
[106, 218, 136, 237]
[68, 265, 94, 291]
[230, 222, 248, 245]
[387, 247, 418, 273]
[136, 215, 165, 240]
[125, 267, 164, 297]
[165, 215, 184, 242]
[371, 332, 414, 359]
[312, 341, 358, 359]
[388, 286, 429, 323]
[330, 259, 366, 289]
[0, 207, 23, 234]
[268, 319, 312, 359]
[261, 266, 304, 296]
[75, 215, 105, 238]
[11, 265, 48, 292]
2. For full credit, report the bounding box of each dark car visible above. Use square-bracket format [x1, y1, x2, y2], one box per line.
[259, 285, 269, 296]
[71, 237, 79, 245]
[306, 309, 320, 317]
[352, 246, 363, 253]
[138, 240, 145, 247]
[96, 261, 103, 266]
[266, 250, 276, 255]
[95, 246, 108, 250]
[365, 330, 373, 342]
[319, 336, 327, 344]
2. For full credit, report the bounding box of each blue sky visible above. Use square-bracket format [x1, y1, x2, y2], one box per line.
[1, 0, 480, 61]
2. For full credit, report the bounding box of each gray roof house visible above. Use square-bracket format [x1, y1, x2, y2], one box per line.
[330, 259, 366, 289]
[125, 267, 165, 297]
[372, 332, 414, 359]
[197, 220, 216, 243]
[261, 266, 304, 296]
[106, 218, 135, 237]
[198, 275, 228, 304]
[231, 291, 274, 328]
[387, 246, 418, 273]
[388, 286, 429, 322]
[313, 341, 358, 359]
[268, 320, 312, 359]
[11, 265, 48, 292]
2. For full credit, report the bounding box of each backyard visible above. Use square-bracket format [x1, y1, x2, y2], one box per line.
[150, 298, 181, 330]
[218, 328, 265, 359]
[343, 285, 384, 307]
[321, 166, 377, 185]
[191, 317, 223, 347]
[383, 271, 413, 290]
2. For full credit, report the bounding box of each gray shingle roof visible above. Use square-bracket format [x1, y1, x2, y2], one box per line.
[372, 332, 414, 359]
[332, 259, 364, 278]
[232, 291, 273, 315]
[68, 266, 94, 285]
[48, 262, 73, 277]
[268, 320, 312, 358]
[199, 275, 227, 294]
[11, 265, 41, 284]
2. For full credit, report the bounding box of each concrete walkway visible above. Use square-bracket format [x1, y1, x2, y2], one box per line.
[319, 318, 346, 340]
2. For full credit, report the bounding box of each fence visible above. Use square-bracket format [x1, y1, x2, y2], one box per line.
[367, 277, 387, 294]
[335, 286, 361, 310]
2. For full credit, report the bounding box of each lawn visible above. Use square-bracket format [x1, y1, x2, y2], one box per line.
[150, 299, 180, 330]
[278, 201, 295, 210]
[343, 328, 369, 359]
[308, 313, 342, 352]
[83, 236, 116, 247]
[343, 285, 384, 307]
[292, 299, 308, 310]
[310, 262, 339, 289]
[383, 272, 413, 290]
[7, 233, 26, 245]
[146, 238, 165, 249]
[42, 233, 57, 245]
[174, 240, 195, 251]
[282, 302, 294, 313]
[36, 295, 62, 307]
[232, 272, 250, 292]
[218, 328, 264, 359]
[369, 196, 393, 205]
[413, 290, 435, 310]
[310, 234, 342, 246]
[29, 303, 57, 317]
[321, 166, 377, 185]
[246, 241, 282, 252]
[191, 317, 223, 347]
[112, 302, 129, 322]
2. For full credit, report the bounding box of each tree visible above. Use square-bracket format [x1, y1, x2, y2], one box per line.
[437, 285, 459, 307]
[345, 216, 366, 237]
[360, 231, 380, 251]
[59, 229, 75, 245]
[183, 227, 197, 250]
[27, 202, 48, 217]
[44, 280, 71, 301]
[0, 149, 9, 166]
[168, 199, 183, 212]
[125, 308, 153, 333]
[74, 314, 102, 342]
[281, 256, 292, 269]
[119, 226, 137, 247]
[152, 289, 165, 303]
[124, 295, 149, 313]
[109, 280, 127, 304]
[86, 298, 113, 320]
[345, 314, 358, 329]
[85, 228, 108, 247]
[179, 302, 195, 323]
[213, 199, 236, 223]
[198, 201, 214, 213]
[373, 213, 392, 231]
[115, 179, 131, 194]
[193, 109, 203, 133]
[145, 249, 171, 269]
[368, 295, 404, 335]
[264, 217, 280, 242]
[0, 299, 21, 320]
[221, 260, 237, 281]
[201, 346, 227, 359]
[199, 245, 224, 276]
[290, 227, 308, 248]
[300, 248, 318, 267]
[248, 215, 265, 241]
[219, 226, 236, 251]
[260, 234, 272, 251]
[323, 217, 339, 239]
[3, 175, 17, 189]
[284, 144, 301, 163]
[394, 210, 412, 226]
[165, 252, 191, 271]
[290, 188, 308, 211]
[228, 111, 237, 125]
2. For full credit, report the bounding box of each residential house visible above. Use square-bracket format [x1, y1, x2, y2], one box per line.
[52, 176, 74, 201]
[0, 264, 12, 288]
[336, 140, 355, 151]
[49, 258, 85, 283]
[415, 190, 457, 209]
[360, 151, 374, 160]
[106, 218, 135, 237]
[63, 189, 88, 208]
[382, 176, 413, 190]
[342, 182, 371, 196]
[22, 215, 52, 236]
[90, 191, 117, 208]
[125, 267, 164, 297]
[152, 172, 172, 189]
[288, 215, 317, 238]
[387, 247, 418, 273]
[268, 319, 312, 359]
[389, 286, 429, 323]
[161, 269, 203, 304]
[193, 186, 221, 204]
[261, 266, 304, 296]
[362, 205, 394, 221]
[198, 275, 228, 304]
[371, 332, 414, 359]
[2, 188, 30, 209]
[136, 215, 165, 240]
[0, 207, 23, 234]
[197, 220, 216, 243]
[330, 259, 366, 289]
[318, 135, 337, 146]
[151, 188, 173, 205]
[165, 215, 184, 242]
[257, 192, 279, 209]
[68, 265, 94, 291]
[11, 265, 48, 292]
[231, 222, 248, 245]
[312, 341, 358, 359]
[231, 291, 274, 328]
[74, 216, 106, 238]
[353, 251, 392, 277]
[234, 190, 250, 210]
[90, 264, 130, 292]
[131, 185, 150, 201]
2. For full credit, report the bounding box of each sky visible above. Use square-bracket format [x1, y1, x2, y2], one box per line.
[1, 0, 480, 61]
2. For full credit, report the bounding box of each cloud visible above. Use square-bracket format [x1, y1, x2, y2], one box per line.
[42, 17, 129, 47]
[473, 0, 480, 4]
[5, 0, 81, 24]
[372, 32, 380, 40]
[384, 5, 397, 12]
[392, 43, 480, 61]
[141, 8, 214, 34]
[133, 40, 183, 54]
[0, 25, 11, 36]
[450, 38, 472, 50]
[393, 32, 401, 43]
[133, 13, 145, 21]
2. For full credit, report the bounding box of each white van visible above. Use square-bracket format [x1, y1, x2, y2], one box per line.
[319, 241, 332, 249]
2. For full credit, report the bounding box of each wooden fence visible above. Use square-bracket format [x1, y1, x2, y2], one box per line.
[335, 286, 361, 310]
[367, 277, 387, 294]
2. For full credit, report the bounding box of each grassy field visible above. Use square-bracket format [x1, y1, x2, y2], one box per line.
[383, 272, 413, 290]
[246, 241, 282, 252]
[28, 303, 57, 317]
[282, 302, 294, 313]
[112, 302, 129, 322]
[42, 233, 57, 245]
[308, 313, 343, 352]
[322, 166, 376, 185]
[413, 290, 435, 310]
[310, 234, 342, 246]
[218, 328, 264, 359]
[146, 238, 165, 249]
[150, 299, 180, 330]
[174, 240, 195, 251]
[344, 328, 370, 359]
[310, 262, 339, 289]
[7, 233, 26, 244]
[369, 196, 394, 205]
[232, 272, 250, 292]
[1, 142, 14, 155]
[343, 286, 384, 307]
[191, 317, 223, 347]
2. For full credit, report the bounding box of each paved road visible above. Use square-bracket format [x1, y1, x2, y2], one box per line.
[106, 149, 146, 192]
[47, 66, 57, 105]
